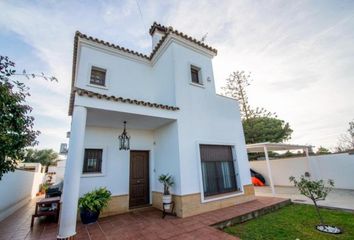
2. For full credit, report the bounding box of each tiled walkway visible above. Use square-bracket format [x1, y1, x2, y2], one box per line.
[0, 197, 288, 240]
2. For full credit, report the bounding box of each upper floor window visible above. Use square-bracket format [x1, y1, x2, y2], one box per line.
[190, 65, 202, 85]
[90, 66, 106, 86]
[83, 149, 103, 174]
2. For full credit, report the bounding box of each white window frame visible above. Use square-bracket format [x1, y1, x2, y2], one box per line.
[189, 63, 204, 87]
[87, 64, 109, 90]
[81, 145, 108, 178]
[196, 140, 243, 203]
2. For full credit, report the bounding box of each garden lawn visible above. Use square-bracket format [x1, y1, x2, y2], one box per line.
[224, 204, 354, 240]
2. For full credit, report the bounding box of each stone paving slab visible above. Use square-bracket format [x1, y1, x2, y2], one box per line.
[0, 196, 288, 240]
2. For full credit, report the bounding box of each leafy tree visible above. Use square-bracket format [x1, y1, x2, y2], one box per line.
[335, 120, 354, 152]
[222, 71, 293, 144]
[243, 117, 292, 144]
[0, 55, 57, 180]
[289, 173, 334, 229]
[24, 148, 59, 171]
[316, 146, 331, 155]
[0, 56, 39, 180]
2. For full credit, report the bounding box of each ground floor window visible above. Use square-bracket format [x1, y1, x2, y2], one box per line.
[83, 149, 103, 173]
[200, 144, 238, 196]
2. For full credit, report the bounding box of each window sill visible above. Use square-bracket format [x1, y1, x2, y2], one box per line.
[86, 84, 108, 90]
[189, 82, 205, 88]
[202, 190, 243, 203]
[81, 173, 105, 178]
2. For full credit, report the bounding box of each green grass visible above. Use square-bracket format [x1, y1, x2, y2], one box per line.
[224, 204, 354, 240]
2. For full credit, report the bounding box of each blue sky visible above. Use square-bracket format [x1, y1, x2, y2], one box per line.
[1, 0, 354, 151]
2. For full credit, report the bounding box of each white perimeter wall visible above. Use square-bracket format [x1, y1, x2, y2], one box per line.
[0, 170, 45, 221]
[56, 159, 66, 181]
[250, 153, 354, 190]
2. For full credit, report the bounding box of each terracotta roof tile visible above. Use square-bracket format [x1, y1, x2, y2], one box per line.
[74, 88, 179, 111]
[149, 22, 168, 35]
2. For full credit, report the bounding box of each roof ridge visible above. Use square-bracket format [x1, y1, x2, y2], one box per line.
[75, 23, 217, 61]
[75, 31, 150, 59]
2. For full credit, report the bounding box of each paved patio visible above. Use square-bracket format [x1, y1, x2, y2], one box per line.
[255, 186, 354, 211]
[0, 196, 288, 240]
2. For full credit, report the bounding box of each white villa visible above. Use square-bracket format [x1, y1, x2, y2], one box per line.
[58, 23, 254, 239]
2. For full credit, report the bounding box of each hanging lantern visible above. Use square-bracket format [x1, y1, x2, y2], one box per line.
[118, 121, 130, 150]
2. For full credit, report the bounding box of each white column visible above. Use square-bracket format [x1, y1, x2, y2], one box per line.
[58, 106, 87, 239]
[264, 146, 275, 195]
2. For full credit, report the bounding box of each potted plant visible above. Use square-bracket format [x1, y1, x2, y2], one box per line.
[39, 183, 49, 195]
[158, 174, 174, 210]
[78, 187, 112, 224]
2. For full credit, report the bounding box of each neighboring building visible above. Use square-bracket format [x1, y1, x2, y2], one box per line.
[58, 23, 254, 239]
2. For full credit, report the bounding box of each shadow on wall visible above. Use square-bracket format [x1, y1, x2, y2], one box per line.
[0, 167, 45, 221]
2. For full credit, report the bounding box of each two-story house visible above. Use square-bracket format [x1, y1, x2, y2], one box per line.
[58, 23, 255, 239]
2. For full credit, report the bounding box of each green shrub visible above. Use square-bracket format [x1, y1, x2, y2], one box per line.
[78, 187, 112, 212]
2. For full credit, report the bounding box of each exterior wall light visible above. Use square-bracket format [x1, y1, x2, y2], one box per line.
[119, 121, 130, 150]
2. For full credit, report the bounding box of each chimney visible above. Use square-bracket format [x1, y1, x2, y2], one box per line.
[149, 23, 167, 50]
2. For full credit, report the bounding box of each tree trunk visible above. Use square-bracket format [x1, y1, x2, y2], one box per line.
[312, 199, 324, 226]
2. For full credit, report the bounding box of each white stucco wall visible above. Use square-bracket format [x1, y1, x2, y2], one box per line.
[250, 153, 354, 189]
[73, 35, 251, 199]
[55, 159, 66, 181]
[0, 169, 45, 221]
[309, 153, 354, 189]
[250, 157, 308, 186]
[153, 121, 181, 195]
[171, 42, 251, 195]
[76, 43, 175, 107]
[80, 126, 155, 197]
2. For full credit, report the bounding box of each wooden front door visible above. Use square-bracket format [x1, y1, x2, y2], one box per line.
[129, 151, 149, 208]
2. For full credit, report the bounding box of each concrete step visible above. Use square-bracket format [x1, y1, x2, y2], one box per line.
[213, 198, 292, 229]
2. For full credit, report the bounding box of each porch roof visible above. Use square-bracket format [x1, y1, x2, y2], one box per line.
[69, 87, 180, 115]
[246, 142, 311, 153]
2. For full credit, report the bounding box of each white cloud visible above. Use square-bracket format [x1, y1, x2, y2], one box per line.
[1, 0, 353, 149]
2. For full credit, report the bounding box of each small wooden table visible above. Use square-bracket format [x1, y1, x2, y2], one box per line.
[31, 196, 61, 227]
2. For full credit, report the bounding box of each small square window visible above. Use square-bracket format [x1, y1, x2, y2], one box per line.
[83, 149, 103, 174]
[190, 65, 202, 85]
[90, 67, 106, 86]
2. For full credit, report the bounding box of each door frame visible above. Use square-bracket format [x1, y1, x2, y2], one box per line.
[129, 150, 150, 208]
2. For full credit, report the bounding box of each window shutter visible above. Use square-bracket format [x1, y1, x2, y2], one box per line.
[200, 145, 233, 162]
[199, 145, 237, 196]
